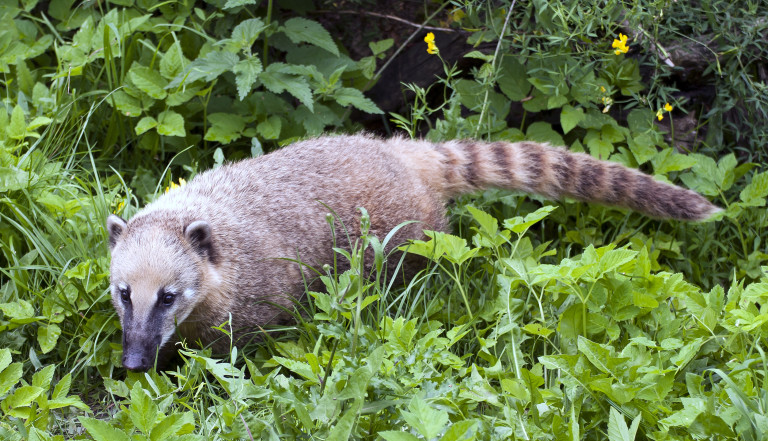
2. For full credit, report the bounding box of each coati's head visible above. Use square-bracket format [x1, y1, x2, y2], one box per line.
[106, 214, 215, 371]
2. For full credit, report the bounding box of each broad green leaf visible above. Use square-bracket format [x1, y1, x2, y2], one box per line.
[109, 90, 143, 117]
[38, 323, 61, 353]
[272, 356, 318, 383]
[7, 105, 26, 139]
[257, 115, 281, 139]
[651, 148, 697, 175]
[379, 432, 419, 441]
[157, 111, 185, 137]
[523, 323, 553, 337]
[740, 171, 768, 207]
[168, 51, 239, 88]
[160, 41, 187, 80]
[32, 365, 55, 391]
[205, 113, 245, 144]
[0, 349, 10, 372]
[281, 17, 339, 56]
[80, 417, 132, 441]
[467, 205, 498, 237]
[223, 0, 257, 8]
[3, 385, 43, 410]
[0, 300, 35, 320]
[497, 56, 530, 101]
[0, 167, 32, 192]
[369, 38, 394, 55]
[233, 56, 263, 100]
[229, 18, 267, 52]
[0, 362, 22, 396]
[150, 412, 194, 441]
[130, 384, 158, 435]
[561, 105, 584, 134]
[128, 64, 168, 99]
[135, 116, 157, 135]
[527, 121, 565, 146]
[333, 87, 383, 114]
[259, 68, 314, 111]
[52, 373, 72, 400]
[504, 205, 557, 234]
[401, 397, 449, 440]
[327, 401, 361, 441]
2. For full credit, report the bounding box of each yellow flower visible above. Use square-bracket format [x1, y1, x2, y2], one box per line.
[656, 109, 664, 121]
[165, 177, 187, 194]
[612, 33, 629, 55]
[664, 102, 673, 112]
[424, 32, 438, 55]
[600, 86, 606, 93]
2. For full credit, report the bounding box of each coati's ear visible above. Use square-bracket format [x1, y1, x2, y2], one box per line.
[106, 214, 128, 249]
[184, 220, 214, 260]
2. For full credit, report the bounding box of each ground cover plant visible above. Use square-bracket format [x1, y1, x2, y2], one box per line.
[0, 0, 767, 439]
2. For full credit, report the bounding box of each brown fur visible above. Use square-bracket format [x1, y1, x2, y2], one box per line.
[107, 134, 720, 370]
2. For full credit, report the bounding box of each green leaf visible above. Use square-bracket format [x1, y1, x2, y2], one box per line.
[257, 115, 281, 139]
[327, 401, 361, 441]
[440, 420, 477, 441]
[651, 148, 697, 175]
[260, 67, 314, 111]
[401, 397, 449, 440]
[232, 56, 263, 100]
[205, 113, 245, 144]
[379, 432, 420, 441]
[229, 18, 267, 52]
[157, 111, 185, 137]
[37, 324, 61, 353]
[272, 356, 318, 383]
[80, 417, 132, 441]
[369, 38, 394, 55]
[333, 87, 383, 114]
[223, 0, 257, 8]
[466, 206, 498, 237]
[0, 363, 22, 396]
[560, 105, 584, 134]
[0, 349, 11, 372]
[7, 105, 26, 140]
[129, 384, 158, 435]
[281, 17, 339, 56]
[0, 300, 35, 320]
[150, 412, 193, 441]
[128, 64, 168, 99]
[0, 167, 32, 192]
[160, 41, 187, 80]
[526, 122, 564, 146]
[168, 51, 239, 88]
[740, 171, 768, 207]
[607, 407, 640, 441]
[52, 373, 72, 400]
[3, 385, 43, 410]
[135, 116, 158, 135]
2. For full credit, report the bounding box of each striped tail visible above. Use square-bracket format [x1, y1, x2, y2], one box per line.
[428, 139, 720, 221]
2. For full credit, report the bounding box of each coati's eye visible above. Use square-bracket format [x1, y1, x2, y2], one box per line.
[119, 287, 131, 304]
[162, 292, 176, 306]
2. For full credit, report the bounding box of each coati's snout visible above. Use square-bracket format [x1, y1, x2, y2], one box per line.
[107, 214, 215, 370]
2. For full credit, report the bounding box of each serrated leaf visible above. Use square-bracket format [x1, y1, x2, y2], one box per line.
[3, 385, 43, 410]
[561, 105, 584, 134]
[272, 356, 318, 383]
[150, 412, 193, 441]
[168, 51, 239, 88]
[281, 17, 339, 56]
[0, 349, 10, 373]
[129, 64, 168, 99]
[52, 373, 72, 400]
[607, 407, 640, 441]
[740, 171, 768, 207]
[401, 397, 449, 440]
[233, 56, 263, 100]
[652, 148, 697, 175]
[157, 111, 185, 137]
[523, 323, 553, 337]
[80, 417, 132, 441]
[223, 0, 256, 8]
[108, 90, 143, 117]
[467, 206, 498, 236]
[259, 69, 313, 111]
[160, 42, 187, 80]
[205, 113, 245, 144]
[369, 38, 394, 55]
[229, 18, 267, 52]
[333, 87, 383, 114]
[130, 384, 158, 435]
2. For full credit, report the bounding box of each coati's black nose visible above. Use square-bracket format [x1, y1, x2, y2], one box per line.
[123, 351, 151, 371]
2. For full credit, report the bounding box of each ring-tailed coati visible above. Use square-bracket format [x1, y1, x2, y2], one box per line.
[106, 134, 720, 370]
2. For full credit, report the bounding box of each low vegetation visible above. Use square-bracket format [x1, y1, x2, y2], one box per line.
[0, 0, 766, 439]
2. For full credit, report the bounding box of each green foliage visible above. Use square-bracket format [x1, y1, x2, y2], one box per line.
[0, 0, 766, 439]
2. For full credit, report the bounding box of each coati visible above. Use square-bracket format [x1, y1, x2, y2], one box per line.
[106, 134, 720, 371]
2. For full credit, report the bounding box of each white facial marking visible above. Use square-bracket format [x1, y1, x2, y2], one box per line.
[183, 288, 196, 298]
